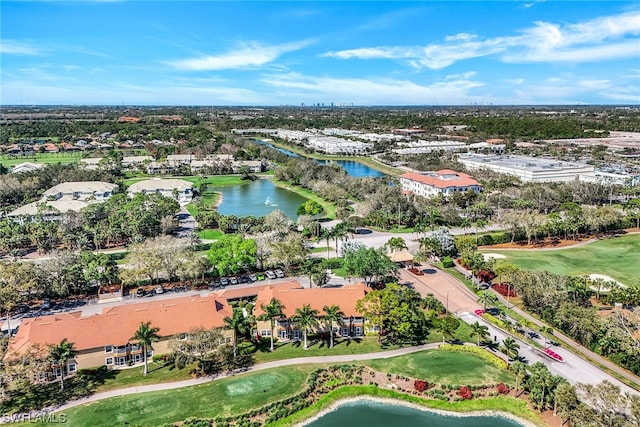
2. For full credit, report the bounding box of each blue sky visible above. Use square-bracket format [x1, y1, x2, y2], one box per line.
[1, 1, 639, 105]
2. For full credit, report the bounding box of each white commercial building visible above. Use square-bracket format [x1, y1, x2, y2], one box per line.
[457, 153, 594, 183]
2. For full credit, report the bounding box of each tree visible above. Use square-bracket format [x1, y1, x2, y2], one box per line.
[169, 328, 231, 375]
[433, 315, 460, 342]
[257, 298, 284, 352]
[208, 235, 257, 276]
[292, 304, 320, 349]
[500, 337, 520, 362]
[343, 246, 398, 286]
[131, 321, 160, 376]
[49, 338, 77, 391]
[477, 290, 498, 309]
[386, 237, 407, 253]
[510, 360, 528, 396]
[355, 283, 428, 344]
[470, 321, 489, 346]
[526, 362, 556, 410]
[296, 200, 323, 217]
[268, 233, 308, 273]
[0, 261, 40, 334]
[224, 310, 249, 358]
[322, 304, 345, 348]
[473, 218, 490, 244]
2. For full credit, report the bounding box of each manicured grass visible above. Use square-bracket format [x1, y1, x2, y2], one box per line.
[309, 246, 333, 254]
[53, 366, 313, 427]
[249, 336, 402, 364]
[197, 228, 224, 240]
[0, 152, 83, 166]
[92, 362, 194, 393]
[482, 234, 640, 286]
[364, 350, 514, 385]
[276, 386, 546, 427]
[123, 174, 251, 188]
[271, 178, 336, 219]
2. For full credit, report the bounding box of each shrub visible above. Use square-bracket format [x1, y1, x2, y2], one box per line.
[439, 343, 508, 370]
[482, 312, 508, 330]
[442, 256, 454, 268]
[497, 382, 510, 395]
[476, 270, 496, 283]
[414, 380, 429, 392]
[458, 386, 473, 400]
[492, 283, 517, 297]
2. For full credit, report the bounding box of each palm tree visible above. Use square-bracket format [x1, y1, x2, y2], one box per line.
[224, 310, 249, 358]
[322, 304, 345, 348]
[49, 338, 77, 390]
[320, 227, 333, 259]
[131, 321, 160, 376]
[501, 337, 520, 364]
[257, 298, 285, 352]
[386, 237, 407, 253]
[477, 290, 498, 310]
[470, 321, 489, 346]
[510, 360, 528, 396]
[292, 304, 320, 349]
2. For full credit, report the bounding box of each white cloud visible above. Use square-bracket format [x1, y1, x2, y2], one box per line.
[169, 39, 314, 71]
[323, 10, 640, 68]
[0, 40, 40, 55]
[260, 72, 485, 105]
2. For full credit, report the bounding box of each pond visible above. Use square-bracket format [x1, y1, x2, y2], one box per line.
[306, 400, 527, 427]
[255, 139, 386, 177]
[315, 159, 386, 178]
[212, 179, 308, 218]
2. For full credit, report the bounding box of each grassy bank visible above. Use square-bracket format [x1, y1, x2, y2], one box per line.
[270, 177, 336, 219]
[0, 152, 84, 167]
[275, 386, 545, 427]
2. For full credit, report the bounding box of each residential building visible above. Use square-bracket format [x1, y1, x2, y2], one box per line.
[127, 178, 194, 204]
[400, 170, 482, 198]
[252, 282, 371, 341]
[457, 153, 594, 182]
[7, 181, 118, 221]
[7, 294, 232, 371]
[9, 162, 45, 174]
[43, 181, 117, 202]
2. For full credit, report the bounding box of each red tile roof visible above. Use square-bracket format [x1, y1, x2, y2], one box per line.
[400, 169, 481, 189]
[254, 283, 368, 318]
[9, 294, 231, 354]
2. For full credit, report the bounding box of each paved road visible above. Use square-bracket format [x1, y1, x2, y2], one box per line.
[399, 268, 639, 395]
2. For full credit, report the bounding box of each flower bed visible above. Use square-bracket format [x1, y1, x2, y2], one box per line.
[491, 283, 517, 298]
[542, 348, 564, 362]
[474, 309, 485, 316]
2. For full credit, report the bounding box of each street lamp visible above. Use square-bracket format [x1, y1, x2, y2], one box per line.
[446, 290, 450, 313]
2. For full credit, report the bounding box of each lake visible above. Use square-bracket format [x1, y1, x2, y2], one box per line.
[255, 139, 386, 177]
[212, 179, 308, 218]
[306, 400, 526, 427]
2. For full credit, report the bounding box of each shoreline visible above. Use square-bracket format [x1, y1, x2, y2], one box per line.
[295, 396, 539, 427]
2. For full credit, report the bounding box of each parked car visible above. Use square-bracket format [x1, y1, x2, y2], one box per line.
[275, 269, 285, 278]
[248, 273, 258, 282]
[239, 275, 249, 284]
[209, 280, 221, 290]
[155, 285, 164, 294]
[136, 287, 146, 297]
[229, 276, 239, 285]
[256, 273, 265, 281]
[41, 299, 51, 310]
[220, 277, 229, 286]
[265, 270, 276, 280]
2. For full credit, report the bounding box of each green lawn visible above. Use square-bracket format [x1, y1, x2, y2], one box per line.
[123, 174, 251, 188]
[482, 234, 640, 286]
[197, 228, 224, 240]
[55, 366, 313, 427]
[0, 152, 84, 167]
[44, 349, 516, 427]
[364, 350, 514, 385]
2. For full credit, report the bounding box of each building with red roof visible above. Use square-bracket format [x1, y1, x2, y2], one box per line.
[399, 169, 482, 198]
